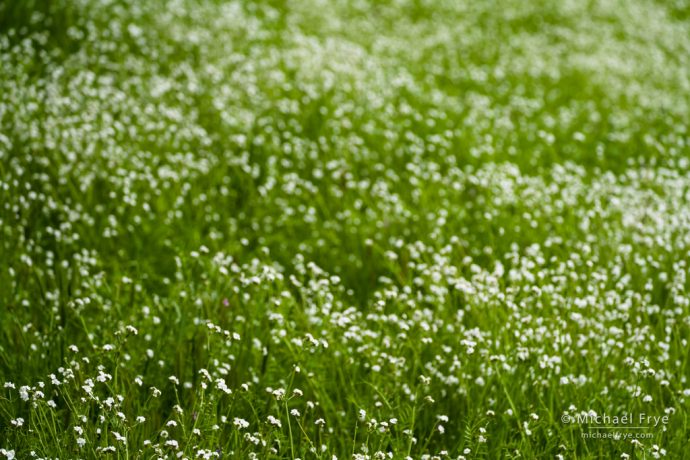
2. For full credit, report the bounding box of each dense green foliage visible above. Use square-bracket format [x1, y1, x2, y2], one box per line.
[2, 0, 690, 458]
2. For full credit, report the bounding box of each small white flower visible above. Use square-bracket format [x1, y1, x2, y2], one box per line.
[10, 418, 24, 427]
[233, 418, 249, 429]
[523, 421, 532, 436]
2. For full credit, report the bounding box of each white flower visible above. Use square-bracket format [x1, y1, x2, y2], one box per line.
[165, 440, 179, 449]
[523, 421, 532, 436]
[10, 418, 24, 427]
[216, 379, 232, 394]
[233, 418, 249, 429]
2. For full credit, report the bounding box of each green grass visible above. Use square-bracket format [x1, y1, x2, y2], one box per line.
[1, 0, 690, 458]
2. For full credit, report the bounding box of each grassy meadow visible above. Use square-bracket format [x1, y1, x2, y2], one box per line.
[2, 0, 690, 458]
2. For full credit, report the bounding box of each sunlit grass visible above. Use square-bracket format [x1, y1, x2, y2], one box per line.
[1, 0, 690, 458]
